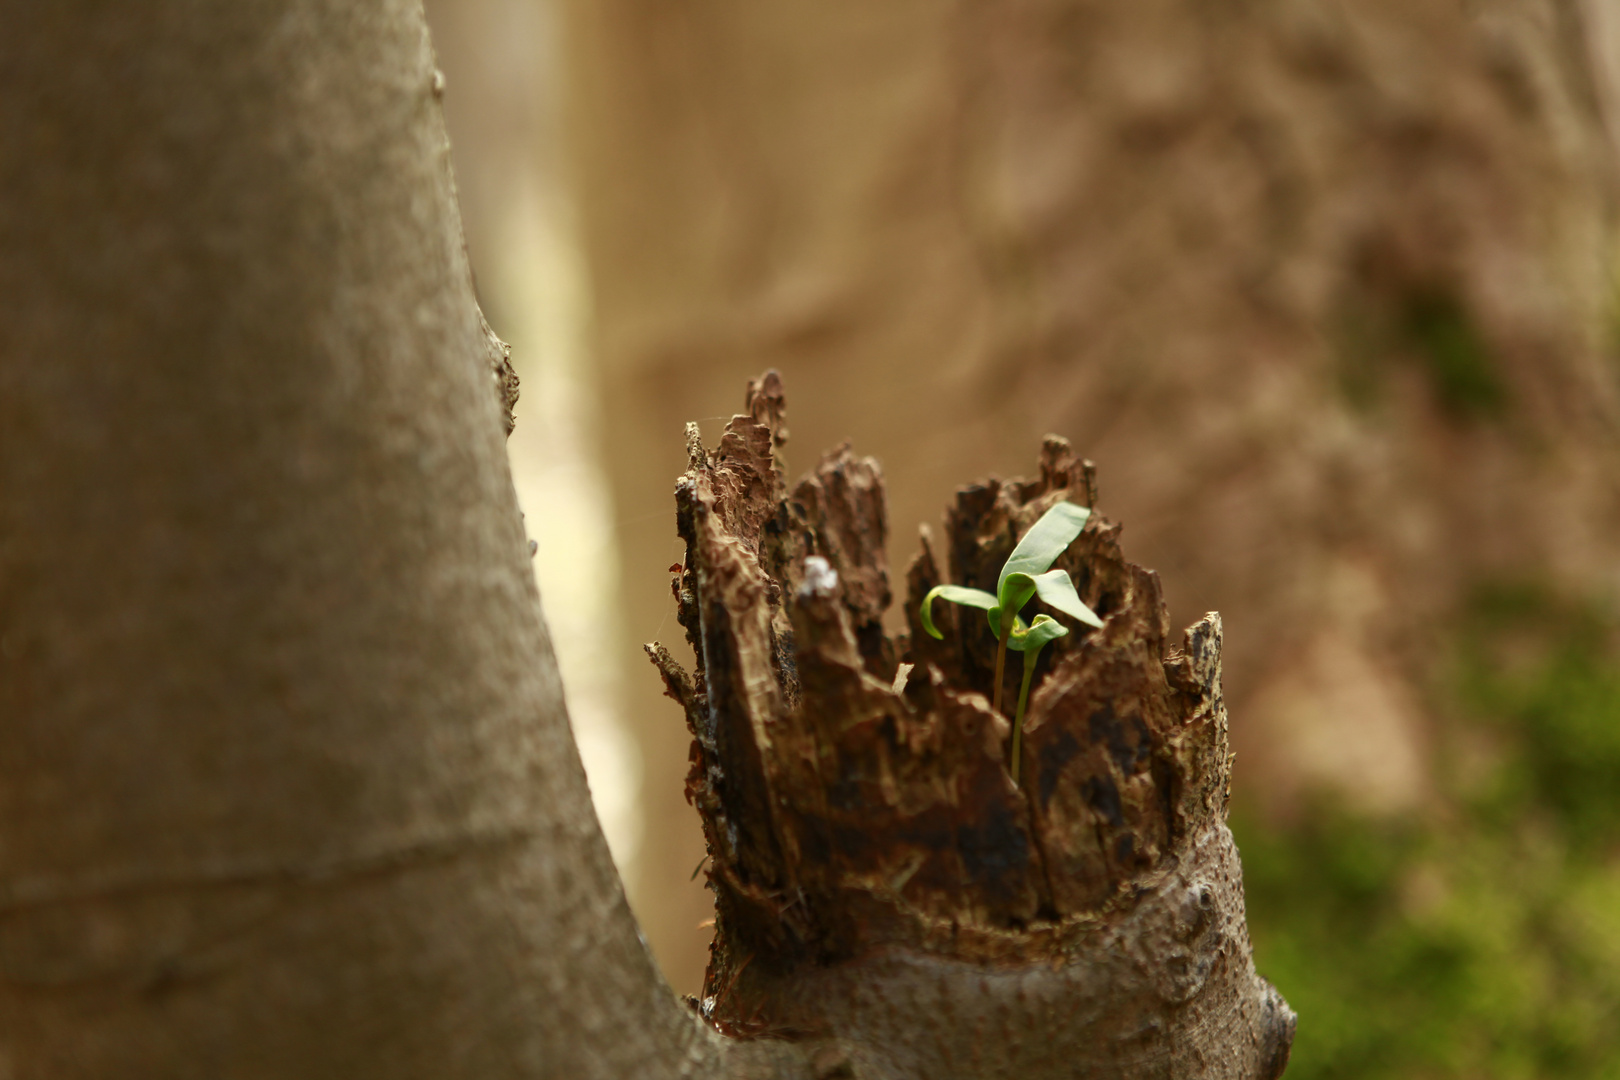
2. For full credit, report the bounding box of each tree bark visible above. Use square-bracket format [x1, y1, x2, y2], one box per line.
[563, 0, 1620, 991]
[0, 4, 704, 1077]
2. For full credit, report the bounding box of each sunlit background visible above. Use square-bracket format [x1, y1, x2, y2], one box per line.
[423, 2, 1620, 1075]
[422, 0, 642, 875]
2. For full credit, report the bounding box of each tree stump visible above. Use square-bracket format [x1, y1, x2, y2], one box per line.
[648, 372, 1295, 1079]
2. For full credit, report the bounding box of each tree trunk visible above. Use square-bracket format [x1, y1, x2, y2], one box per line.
[0, 4, 700, 1076]
[563, 0, 1620, 992]
[2, 3, 1291, 1076]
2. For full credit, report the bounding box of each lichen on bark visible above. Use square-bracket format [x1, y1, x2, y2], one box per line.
[648, 372, 1294, 1078]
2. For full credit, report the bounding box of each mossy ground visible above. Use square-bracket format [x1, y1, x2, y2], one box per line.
[1237, 584, 1620, 1078]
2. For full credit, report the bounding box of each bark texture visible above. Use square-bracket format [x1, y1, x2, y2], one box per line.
[565, 0, 1620, 990]
[0, 4, 712, 1077]
[649, 374, 1293, 1078]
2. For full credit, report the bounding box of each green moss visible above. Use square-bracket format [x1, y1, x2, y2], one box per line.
[1330, 287, 1507, 422]
[1400, 292, 1506, 420]
[1455, 584, 1620, 849]
[1237, 584, 1620, 1078]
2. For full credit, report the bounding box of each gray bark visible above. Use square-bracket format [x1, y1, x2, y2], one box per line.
[0, 4, 702, 1076]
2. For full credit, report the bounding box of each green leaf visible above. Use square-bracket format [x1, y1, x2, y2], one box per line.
[995, 572, 1039, 625]
[994, 569, 1103, 635]
[1008, 614, 1069, 653]
[984, 608, 1027, 640]
[919, 584, 998, 639]
[1030, 568, 1103, 629]
[998, 502, 1091, 594]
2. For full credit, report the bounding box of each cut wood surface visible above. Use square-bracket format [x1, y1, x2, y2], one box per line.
[649, 373, 1295, 1078]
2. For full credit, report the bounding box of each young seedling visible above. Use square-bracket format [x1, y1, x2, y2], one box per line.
[919, 501, 1103, 785]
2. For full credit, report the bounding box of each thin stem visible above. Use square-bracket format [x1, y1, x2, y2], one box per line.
[992, 609, 1013, 715]
[1010, 647, 1038, 787]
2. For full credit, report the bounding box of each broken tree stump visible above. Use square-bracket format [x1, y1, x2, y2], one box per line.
[647, 372, 1294, 1079]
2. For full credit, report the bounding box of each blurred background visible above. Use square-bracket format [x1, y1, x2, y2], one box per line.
[421, 1, 1620, 1075]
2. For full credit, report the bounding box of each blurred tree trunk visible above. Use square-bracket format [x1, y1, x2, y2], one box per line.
[564, 0, 1620, 993]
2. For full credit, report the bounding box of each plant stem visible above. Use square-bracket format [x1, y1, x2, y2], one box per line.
[992, 609, 1013, 715]
[1010, 648, 1038, 787]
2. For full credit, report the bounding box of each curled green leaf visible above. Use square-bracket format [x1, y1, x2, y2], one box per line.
[994, 572, 1038, 626]
[919, 584, 998, 640]
[984, 608, 1028, 640]
[997, 501, 1091, 594]
[1030, 568, 1103, 629]
[1007, 613, 1069, 653]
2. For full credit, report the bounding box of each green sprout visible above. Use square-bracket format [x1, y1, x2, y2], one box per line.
[919, 502, 1103, 786]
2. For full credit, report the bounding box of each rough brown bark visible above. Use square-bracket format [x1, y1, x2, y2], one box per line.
[649, 373, 1293, 1078]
